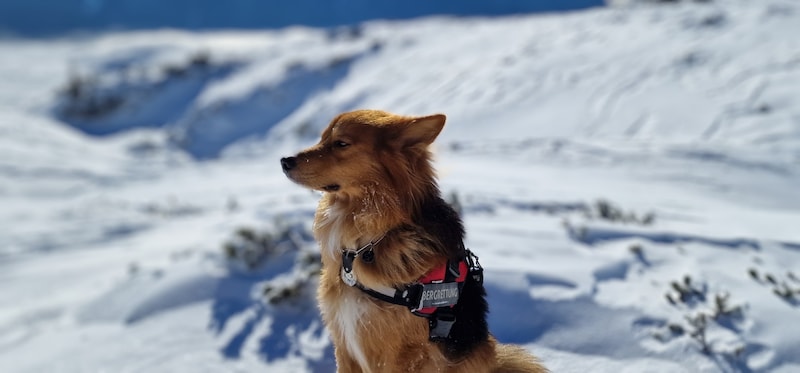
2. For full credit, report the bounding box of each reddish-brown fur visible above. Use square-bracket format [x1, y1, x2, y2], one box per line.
[282, 110, 547, 372]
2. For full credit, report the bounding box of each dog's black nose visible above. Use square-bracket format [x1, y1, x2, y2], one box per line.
[281, 157, 297, 172]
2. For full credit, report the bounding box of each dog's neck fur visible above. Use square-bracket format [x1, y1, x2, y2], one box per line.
[312, 149, 449, 294]
[315, 148, 438, 256]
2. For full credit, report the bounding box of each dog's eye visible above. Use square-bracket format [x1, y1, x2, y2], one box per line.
[333, 140, 350, 148]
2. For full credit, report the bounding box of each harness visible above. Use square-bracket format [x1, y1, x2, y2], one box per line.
[340, 239, 484, 342]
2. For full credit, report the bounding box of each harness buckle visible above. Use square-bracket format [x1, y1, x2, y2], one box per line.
[402, 284, 423, 311]
[466, 250, 484, 285]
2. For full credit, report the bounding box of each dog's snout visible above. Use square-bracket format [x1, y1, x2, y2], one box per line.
[281, 156, 297, 172]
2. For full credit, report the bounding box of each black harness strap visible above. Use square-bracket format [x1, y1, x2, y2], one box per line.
[354, 283, 423, 309]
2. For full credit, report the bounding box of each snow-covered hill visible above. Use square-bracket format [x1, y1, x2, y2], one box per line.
[1, 1, 799, 372]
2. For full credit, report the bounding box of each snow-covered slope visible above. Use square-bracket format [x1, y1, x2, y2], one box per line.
[2, 1, 799, 372]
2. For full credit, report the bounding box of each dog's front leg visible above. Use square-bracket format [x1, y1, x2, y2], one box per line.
[334, 346, 365, 373]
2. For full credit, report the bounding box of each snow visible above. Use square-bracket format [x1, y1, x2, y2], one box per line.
[2, 0, 800, 372]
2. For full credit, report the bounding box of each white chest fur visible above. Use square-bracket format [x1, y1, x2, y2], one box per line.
[316, 205, 378, 371]
[316, 205, 348, 261]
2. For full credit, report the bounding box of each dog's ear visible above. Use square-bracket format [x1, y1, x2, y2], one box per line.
[397, 114, 446, 148]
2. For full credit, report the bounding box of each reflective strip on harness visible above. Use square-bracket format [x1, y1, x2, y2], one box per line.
[418, 282, 461, 309]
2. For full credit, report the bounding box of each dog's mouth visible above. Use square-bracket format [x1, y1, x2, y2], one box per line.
[322, 184, 341, 192]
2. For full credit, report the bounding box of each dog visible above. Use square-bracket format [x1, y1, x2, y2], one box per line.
[281, 110, 547, 372]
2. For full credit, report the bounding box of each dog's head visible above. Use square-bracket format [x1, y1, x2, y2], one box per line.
[281, 110, 445, 199]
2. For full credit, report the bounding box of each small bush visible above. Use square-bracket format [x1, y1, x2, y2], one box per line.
[667, 274, 706, 304]
[58, 73, 124, 119]
[660, 275, 749, 355]
[223, 227, 282, 269]
[263, 252, 322, 305]
[685, 312, 711, 354]
[749, 269, 800, 304]
[590, 199, 656, 225]
[221, 221, 321, 305]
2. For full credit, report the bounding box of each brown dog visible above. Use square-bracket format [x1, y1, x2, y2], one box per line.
[281, 110, 547, 372]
